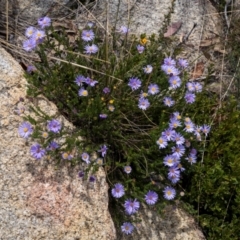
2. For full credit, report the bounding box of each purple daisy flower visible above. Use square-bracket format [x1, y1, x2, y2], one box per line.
[78, 171, 85, 178]
[103, 87, 110, 94]
[148, 83, 160, 95]
[164, 57, 176, 66]
[15, 106, 25, 115]
[98, 145, 108, 157]
[178, 58, 188, 68]
[18, 122, 33, 138]
[27, 65, 36, 73]
[38, 16, 51, 28]
[145, 190, 158, 205]
[169, 119, 181, 129]
[124, 166, 132, 174]
[172, 132, 185, 145]
[161, 65, 180, 76]
[23, 38, 37, 52]
[87, 22, 95, 28]
[84, 44, 99, 54]
[163, 154, 178, 167]
[186, 82, 195, 92]
[121, 222, 134, 235]
[81, 152, 90, 164]
[185, 154, 197, 164]
[175, 162, 185, 172]
[185, 117, 192, 123]
[30, 143, 45, 160]
[85, 77, 98, 87]
[185, 92, 196, 104]
[119, 26, 129, 34]
[172, 145, 186, 158]
[89, 175, 96, 182]
[78, 88, 88, 97]
[190, 148, 197, 155]
[47, 119, 61, 133]
[25, 26, 36, 38]
[138, 98, 150, 110]
[81, 29, 95, 42]
[111, 183, 125, 198]
[128, 77, 142, 90]
[47, 141, 59, 151]
[143, 65, 153, 74]
[137, 44, 145, 53]
[163, 97, 175, 107]
[194, 82, 203, 92]
[124, 199, 140, 215]
[172, 111, 181, 120]
[99, 114, 108, 119]
[168, 173, 181, 184]
[202, 124, 211, 136]
[32, 29, 45, 42]
[156, 136, 168, 149]
[163, 186, 176, 200]
[162, 128, 176, 141]
[184, 121, 195, 133]
[168, 166, 180, 178]
[74, 75, 86, 86]
[194, 125, 202, 136]
[169, 75, 182, 89]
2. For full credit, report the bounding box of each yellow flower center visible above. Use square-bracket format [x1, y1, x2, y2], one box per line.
[42, 132, 48, 138]
[82, 90, 88, 96]
[23, 127, 28, 132]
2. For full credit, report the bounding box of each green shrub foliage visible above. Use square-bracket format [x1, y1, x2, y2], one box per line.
[19, 18, 240, 238]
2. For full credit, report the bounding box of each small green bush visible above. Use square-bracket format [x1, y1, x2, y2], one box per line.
[18, 16, 240, 238]
[182, 97, 240, 239]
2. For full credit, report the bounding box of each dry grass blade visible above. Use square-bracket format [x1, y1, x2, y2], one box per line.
[48, 55, 123, 82]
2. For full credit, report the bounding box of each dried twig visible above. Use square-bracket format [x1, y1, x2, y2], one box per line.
[224, 0, 233, 28]
[5, 0, 8, 42]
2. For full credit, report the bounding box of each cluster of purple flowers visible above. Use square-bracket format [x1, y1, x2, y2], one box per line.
[75, 75, 98, 87]
[18, 119, 62, 160]
[111, 180, 159, 235]
[79, 145, 107, 165]
[156, 112, 211, 191]
[161, 57, 203, 105]
[75, 75, 98, 97]
[23, 16, 50, 52]
[128, 77, 160, 111]
[81, 28, 98, 54]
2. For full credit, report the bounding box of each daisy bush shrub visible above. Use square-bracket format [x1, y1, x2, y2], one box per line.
[18, 16, 240, 237]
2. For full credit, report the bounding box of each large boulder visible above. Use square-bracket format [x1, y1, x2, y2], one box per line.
[0, 46, 116, 240]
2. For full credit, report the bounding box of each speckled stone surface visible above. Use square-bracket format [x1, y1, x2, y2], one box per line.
[0, 47, 116, 240]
